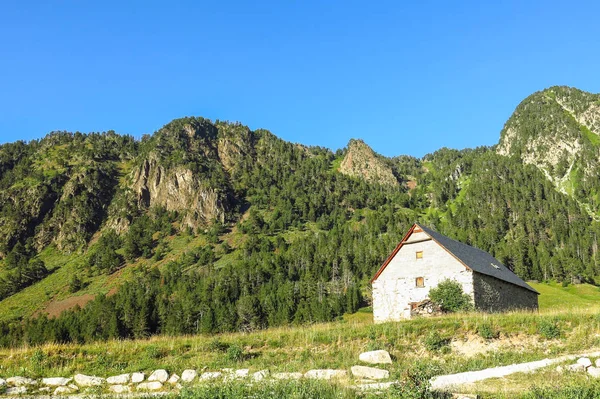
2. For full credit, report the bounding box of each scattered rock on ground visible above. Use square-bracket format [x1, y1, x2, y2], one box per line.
[38, 387, 50, 393]
[6, 377, 35, 386]
[578, 357, 592, 368]
[5, 387, 27, 395]
[353, 381, 397, 391]
[253, 370, 269, 381]
[109, 385, 132, 394]
[107, 374, 130, 384]
[272, 372, 303, 380]
[42, 377, 72, 386]
[351, 365, 390, 380]
[359, 350, 393, 365]
[74, 373, 105, 387]
[567, 363, 586, 372]
[234, 369, 249, 379]
[148, 370, 169, 383]
[200, 372, 222, 381]
[53, 386, 75, 395]
[137, 381, 163, 391]
[181, 370, 197, 383]
[304, 369, 348, 380]
[168, 374, 180, 384]
[589, 367, 600, 378]
[131, 372, 145, 383]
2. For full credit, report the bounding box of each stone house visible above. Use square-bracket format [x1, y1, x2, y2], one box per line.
[371, 224, 539, 323]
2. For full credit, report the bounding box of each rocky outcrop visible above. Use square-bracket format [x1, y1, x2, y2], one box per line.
[339, 139, 399, 186]
[131, 157, 228, 230]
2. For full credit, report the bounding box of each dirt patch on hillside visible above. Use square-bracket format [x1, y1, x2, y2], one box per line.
[406, 180, 417, 190]
[451, 334, 547, 357]
[42, 294, 95, 317]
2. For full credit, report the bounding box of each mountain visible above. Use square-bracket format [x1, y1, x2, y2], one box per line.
[338, 139, 400, 187]
[1, 88, 600, 346]
[497, 86, 600, 214]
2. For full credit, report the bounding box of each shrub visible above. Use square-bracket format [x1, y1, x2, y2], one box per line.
[428, 279, 473, 313]
[538, 319, 561, 339]
[226, 344, 244, 362]
[424, 331, 450, 352]
[477, 322, 499, 340]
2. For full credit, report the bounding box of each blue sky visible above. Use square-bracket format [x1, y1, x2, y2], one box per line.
[1, 1, 599, 157]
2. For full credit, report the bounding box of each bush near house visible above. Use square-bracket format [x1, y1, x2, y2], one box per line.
[428, 279, 473, 313]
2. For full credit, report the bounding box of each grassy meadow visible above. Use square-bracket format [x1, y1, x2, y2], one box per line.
[1, 281, 600, 398]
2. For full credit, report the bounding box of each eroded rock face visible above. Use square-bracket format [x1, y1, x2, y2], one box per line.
[131, 157, 228, 229]
[359, 350, 393, 365]
[339, 139, 399, 187]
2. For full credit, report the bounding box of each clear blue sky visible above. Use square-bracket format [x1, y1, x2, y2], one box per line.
[1, 1, 599, 157]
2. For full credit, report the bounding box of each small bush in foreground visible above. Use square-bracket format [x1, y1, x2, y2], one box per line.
[538, 319, 561, 339]
[477, 322, 499, 340]
[424, 331, 450, 353]
[428, 279, 472, 313]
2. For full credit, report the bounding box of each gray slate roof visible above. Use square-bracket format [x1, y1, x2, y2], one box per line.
[418, 224, 539, 294]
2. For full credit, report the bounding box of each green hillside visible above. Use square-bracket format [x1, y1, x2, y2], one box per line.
[1, 87, 600, 347]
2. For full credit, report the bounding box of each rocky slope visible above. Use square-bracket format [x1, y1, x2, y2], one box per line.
[338, 139, 399, 186]
[497, 86, 600, 211]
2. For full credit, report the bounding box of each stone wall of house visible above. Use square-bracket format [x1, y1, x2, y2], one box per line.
[473, 272, 539, 312]
[372, 231, 474, 323]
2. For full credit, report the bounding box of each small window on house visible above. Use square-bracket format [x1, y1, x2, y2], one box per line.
[415, 277, 424, 288]
[416, 251, 423, 259]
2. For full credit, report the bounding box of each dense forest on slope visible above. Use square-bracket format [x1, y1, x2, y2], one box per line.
[1, 86, 600, 346]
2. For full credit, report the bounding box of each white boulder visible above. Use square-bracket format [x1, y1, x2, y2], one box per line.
[181, 370, 197, 382]
[589, 366, 600, 378]
[148, 369, 169, 383]
[168, 374, 180, 384]
[272, 372, 303, 380]
[235, 369, 249, 379]
[6, 377, 35, 386]
[567, 363, 586, 372]
[131, 372, 145, 383]
[42, 377, 72, 386]
[253, 370, 269, 381]
[109, 385, 132, 394]
[351, 365, 390, 380]
[6, 387, 27, 395]
[304, 369, 348, 380]
[53, 386, 75, 395]
[359, 350, 393, 365]
[137, 381, 163, 391]
[107, 374, 130, 384]
[200, 372, 222, 381]
[578, 357, 593, 369]
[74, 373, 105, 387]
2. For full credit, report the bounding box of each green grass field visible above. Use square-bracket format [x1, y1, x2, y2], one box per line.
[1, 282, 600, 398]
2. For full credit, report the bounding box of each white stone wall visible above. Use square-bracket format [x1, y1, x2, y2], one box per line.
[373, 232, 474, 323]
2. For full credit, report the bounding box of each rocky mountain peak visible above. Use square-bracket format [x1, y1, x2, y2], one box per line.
[338, 139, 399, 186]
